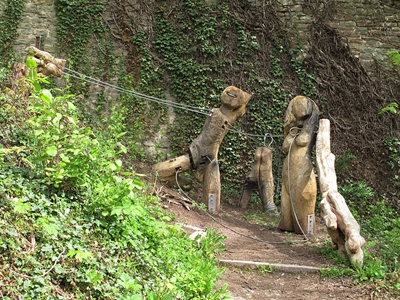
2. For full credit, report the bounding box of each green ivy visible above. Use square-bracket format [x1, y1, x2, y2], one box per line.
[54, 0, 107, 95]
[0, 0, 24, 66]
[152, 0, 318, 200]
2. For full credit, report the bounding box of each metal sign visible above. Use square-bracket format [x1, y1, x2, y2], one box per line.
[208, 194, 216, 212]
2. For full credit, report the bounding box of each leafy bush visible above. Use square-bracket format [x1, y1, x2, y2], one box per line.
[0, 60, 230, 299]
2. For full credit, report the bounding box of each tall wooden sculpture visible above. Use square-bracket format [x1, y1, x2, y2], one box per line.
[153, 86, 252, 212]
[316, 119, 365, 266]
[239, 147, 277, 213]
[278, 96, 319, 234]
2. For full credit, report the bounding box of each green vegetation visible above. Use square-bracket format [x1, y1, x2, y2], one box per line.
[0, 60, 230, 299]
[257, 264, 277, 275]
[380, 51, 400, 184]
[0, 0, 24, 66]
[318, 180, 400, 295]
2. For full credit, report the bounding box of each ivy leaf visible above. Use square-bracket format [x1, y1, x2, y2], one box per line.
[67, 249, 93, 262]
[13, 199, 32, 213]
[36, 217, 60, 236]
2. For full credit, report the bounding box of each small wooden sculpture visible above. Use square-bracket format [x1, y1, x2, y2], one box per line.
[240, 147, 277, 213]
[8, 46, 66, 98]
[278, 96, 319, 234]
[25, 46, 66, 77]
[316, 119, 365, 266]
[153, 86, 252, 212]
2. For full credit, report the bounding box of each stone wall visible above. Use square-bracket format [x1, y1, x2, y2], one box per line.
[276, 0, 400, 64]
[0, 0, 57, 59]
[2, 0, 399, 66]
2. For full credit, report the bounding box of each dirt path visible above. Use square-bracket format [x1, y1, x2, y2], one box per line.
[158, 186, 378, 299]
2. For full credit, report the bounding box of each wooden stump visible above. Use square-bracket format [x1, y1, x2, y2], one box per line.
[240, 147, 276, 213]
[316, 119, 365, 266]
[152, 154, 192, 187]
[25, 46, 66, 77]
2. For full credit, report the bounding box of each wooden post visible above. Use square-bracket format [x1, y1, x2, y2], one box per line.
[316, 119, 365, 266]
[278, 96, 319, 234]
[240, 147, 276, 213]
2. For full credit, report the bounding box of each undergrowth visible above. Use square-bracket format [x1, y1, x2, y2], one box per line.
[0, 60, 231, 299]
[318, 179, 400, 296]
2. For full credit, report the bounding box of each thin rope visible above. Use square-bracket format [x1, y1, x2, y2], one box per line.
[62, 68, 211, 116]
[62, 68, 287, 149]
[174, 169, 308, 245]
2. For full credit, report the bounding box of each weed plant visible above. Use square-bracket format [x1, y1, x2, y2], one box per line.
[0, 60, 231, 299]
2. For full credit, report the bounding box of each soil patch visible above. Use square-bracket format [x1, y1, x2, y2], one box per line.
[155, 184, 382, 299]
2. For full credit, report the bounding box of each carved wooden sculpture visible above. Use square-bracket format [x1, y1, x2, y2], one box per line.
[153, 86, 252, 212]
[316, 119, 365, 266]
[240, 147, 277, 213]
[25, 46, 66, 77]
[278, 96, 319, 234]
[8, 47, 66, 98]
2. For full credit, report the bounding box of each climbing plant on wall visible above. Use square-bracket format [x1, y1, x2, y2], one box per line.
[0, 0, 24, 67]
[51, 0, 319, 202]
[54, 0, 111, 97]
[55, 0, 104, 67]
[153, 0, 316, 200]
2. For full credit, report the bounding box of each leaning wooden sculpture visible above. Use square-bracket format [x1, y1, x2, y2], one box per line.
[7, 46, 66, 98]
[278, 96, 319, 234]
[239, 147, 277, 213]
[316, 119, 365, 266]
[153, 86, 252, 212]
[25, 46, 66, 77]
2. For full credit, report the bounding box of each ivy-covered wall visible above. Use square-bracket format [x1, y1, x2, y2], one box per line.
[0, 0, 57, 61]
[2, 0, 400, 66]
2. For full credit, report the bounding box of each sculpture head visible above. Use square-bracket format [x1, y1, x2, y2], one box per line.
[220, 86, 252, 117]
[284, 95, 319, 136]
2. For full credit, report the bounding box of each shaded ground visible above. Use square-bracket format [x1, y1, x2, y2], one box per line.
[154, 184, 384, 300]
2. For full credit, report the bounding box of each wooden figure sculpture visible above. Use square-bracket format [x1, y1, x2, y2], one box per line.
[316, 119, 365, 266]
[239, 147, 277, 214]
[278, 96, 319, 234]
[8, 46, 66, 97]
[24, 46, 66, 77]
[153, 86, 252, 212]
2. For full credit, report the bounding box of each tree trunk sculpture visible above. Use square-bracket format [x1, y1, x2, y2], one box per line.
[278, 96, 319, 234]
[25, 46, 66, 77]
[153, 86, 252, 212]
[7, 47, 66, 98]
[240, 147, 277, 213]
[316, 119, 365, 266]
